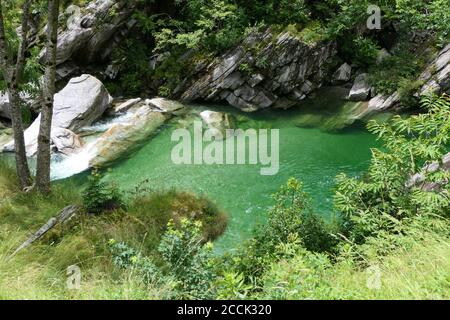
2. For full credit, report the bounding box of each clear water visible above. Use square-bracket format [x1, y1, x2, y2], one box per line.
[1, 88, 384, 251]
[97, 90, 382, 251]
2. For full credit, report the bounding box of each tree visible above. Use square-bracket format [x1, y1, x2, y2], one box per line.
[0, 0, 32, 189]
[35, 0, 59, 193]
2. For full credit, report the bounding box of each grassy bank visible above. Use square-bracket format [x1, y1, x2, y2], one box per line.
[0, 163, 227, 299]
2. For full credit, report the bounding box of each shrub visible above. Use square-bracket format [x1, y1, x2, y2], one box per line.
[335, 94, 450, 243]
[225, 178, 337, 281]
[158, 219, 216, 299]
[82, 170, 125, 214]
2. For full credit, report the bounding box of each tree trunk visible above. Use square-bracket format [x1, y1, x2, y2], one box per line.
[36, 0, 60, 194]
[0, 0, 32, 189]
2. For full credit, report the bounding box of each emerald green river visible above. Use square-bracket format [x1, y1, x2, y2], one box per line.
[98, 90, 383, 251]
[1, 88, 385, 251]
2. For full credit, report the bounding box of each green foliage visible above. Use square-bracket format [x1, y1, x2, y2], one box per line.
[222, 178, 337, 283]
[369, 45, 426, 98]
[152, 0, 246, 53]
[109, 218, 216, 299]
[158, 218, 216, 299]
[335, 94, 450, 243]
[82, 170, 125, 214]
[109, 239, 161, 285]
[215, 271, 253, 300]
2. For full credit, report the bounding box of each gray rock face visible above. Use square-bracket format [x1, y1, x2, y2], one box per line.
[0, 92, 33, 119]
[332, 63, 352, 84]
[39, 0, 133, 81]
[368, 93, 400, 112]
[348, 73, 371, 101]
[3, 74, 112, 156]
[419, 44, 450, 95]
[178, 29, 337, 111]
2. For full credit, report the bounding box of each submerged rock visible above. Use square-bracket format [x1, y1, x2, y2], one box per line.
[200, 110, 235, 140]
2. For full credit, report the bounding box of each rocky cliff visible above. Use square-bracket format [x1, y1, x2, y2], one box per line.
[174, 29, 337, 111]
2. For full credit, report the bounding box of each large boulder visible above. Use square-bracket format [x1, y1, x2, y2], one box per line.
[88, 105, 167, 167]
[40, 0, 133, 67]
[176, 28, 337, 111]
[348, 73, 371, 101]
[332, 63, 352, 84]
[52, 74, 113, 131]
[3, 74, 112, 156]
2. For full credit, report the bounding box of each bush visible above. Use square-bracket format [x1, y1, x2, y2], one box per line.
[224, 178, 337, 281]
[334, 94, 450, 243]
[82, 170, 125, 214]
[158, 219, 216, 299]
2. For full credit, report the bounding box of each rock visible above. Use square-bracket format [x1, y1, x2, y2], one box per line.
[332, 63, 352, 84]
[248, 74, 264, 87]
[39, 0, 133, 75]
[368, 93, 400, 112]
[51, 128, 83, 155]
[3, 75, 112, 156]
[406, 152, 450, 191]
[179, 28, 336, 111]
[234, 85, 256, 101]
[88, 105, 167, 167]
[109, 98, 142, 115]
[348, 73, 371, 101]
[0, 126, 12, 150]
[0, 93, 10, 119]
[376, 48, 391, 64]
[419, 44, 450, 95]
[0, 92, 33, 119]
[146, 97, 185, 114]
[200, 110, 235, 140]
[52, 74, 113, 130]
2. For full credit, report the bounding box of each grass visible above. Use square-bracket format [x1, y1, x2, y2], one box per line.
[0, 161, 228, 300]
[0, 161, 448, 300]
[257, 218, 450, 300]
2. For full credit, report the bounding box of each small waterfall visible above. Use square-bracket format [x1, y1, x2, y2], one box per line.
[49, 116, 128, 180]
[50, 144, 95, 180]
